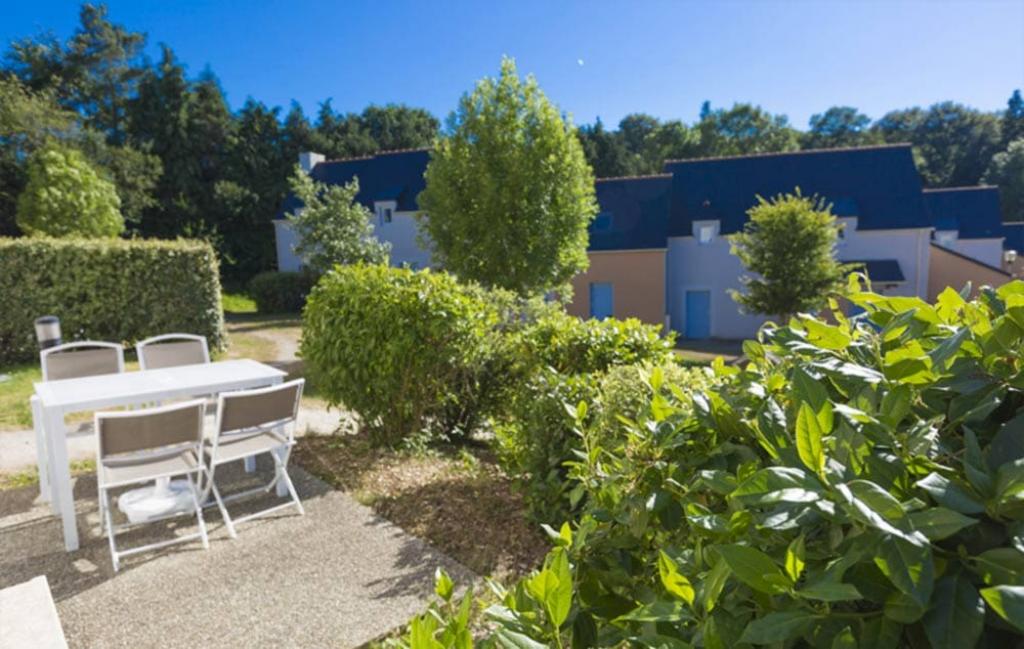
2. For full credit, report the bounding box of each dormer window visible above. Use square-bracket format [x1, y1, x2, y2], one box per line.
[375, 202, 395, 226]
[693, 220, 719, 246]
[934, 230, 957, 247]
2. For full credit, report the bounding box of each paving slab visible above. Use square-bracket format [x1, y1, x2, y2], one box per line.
[0, 459, 471, 648]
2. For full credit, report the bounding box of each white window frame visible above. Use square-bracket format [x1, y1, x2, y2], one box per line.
[374, 201, 396, 226]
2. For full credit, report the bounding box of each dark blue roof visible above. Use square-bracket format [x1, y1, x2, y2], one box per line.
[922, 187, 1004, 240]
[845, 259, 905, 283]
[278, 149, 430, 218]
[663, 145, 930, 237]
[590, 176, 671, 251]
[1003, 222, 1024, 252]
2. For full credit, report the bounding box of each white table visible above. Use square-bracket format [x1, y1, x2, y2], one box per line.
[32, 359, 287, 551]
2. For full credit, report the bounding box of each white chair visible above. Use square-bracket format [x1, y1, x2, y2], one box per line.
[136, 333, 210, 370]
[34, 341, 126, 503]
[203, 379, 305, 538]
[40, 341, 125, 381]
[95, 399, 210, 571]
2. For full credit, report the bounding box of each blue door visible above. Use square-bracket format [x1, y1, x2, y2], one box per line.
[590, 282, 614, 320]
[685, 290, 711, 339]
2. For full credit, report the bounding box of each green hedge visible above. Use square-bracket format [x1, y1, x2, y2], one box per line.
[0, 237, 226, 364]
[248, 271, 316, 314]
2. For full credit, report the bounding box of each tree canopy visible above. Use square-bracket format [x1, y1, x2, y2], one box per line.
[984, 139, 1024, 222]
[730, 191, 850, 321]
[16, 144, 124, 237]
[417, 57, 598, 296]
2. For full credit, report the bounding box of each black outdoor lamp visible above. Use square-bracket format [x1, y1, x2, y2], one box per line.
[34, 315, 61, 350]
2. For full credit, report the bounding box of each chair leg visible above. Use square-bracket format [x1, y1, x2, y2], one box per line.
[101, 488, 119, 572]
[210, 480, 237, 539]
[186, 473, 210, 550]
[273, 453, 305, 516]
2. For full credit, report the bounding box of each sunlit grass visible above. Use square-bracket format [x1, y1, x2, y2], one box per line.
[222, 291, 257, 314]
[0, 459, 95, 490]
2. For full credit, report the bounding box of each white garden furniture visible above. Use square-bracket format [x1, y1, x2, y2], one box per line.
[32, 358, 287, 551]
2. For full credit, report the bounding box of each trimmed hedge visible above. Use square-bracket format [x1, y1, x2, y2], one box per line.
[0, 237, 226, 364]
[248, 271, 316, 314]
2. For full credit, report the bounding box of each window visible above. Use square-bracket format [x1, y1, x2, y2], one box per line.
[698, 225, 715, 245]
[589, 282, 613, 320]
[375, 203, 394, 225]
[384, 208, 392, 223]
[693, 220, 718, 245]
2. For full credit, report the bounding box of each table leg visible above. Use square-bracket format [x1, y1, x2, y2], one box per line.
[273, 445, 288, 498]
[31, 396, 51, 504]
[45, 408, 79, 552]
[243, 456, 256, 473]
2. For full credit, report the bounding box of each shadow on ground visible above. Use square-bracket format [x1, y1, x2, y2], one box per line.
[0, 458, 472, 648]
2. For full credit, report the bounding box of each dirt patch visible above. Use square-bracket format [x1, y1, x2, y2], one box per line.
[294, 434, 547, 580]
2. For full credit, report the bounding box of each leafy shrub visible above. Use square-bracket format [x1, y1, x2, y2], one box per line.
[248, 271, 316, 314]
[0, 237, 225, 363]
[16, 145, 124, 238]
[404, 281, 1024, 648]
[496, 314, 678, 522]
[301, 264, 515, 446]
[515, 309, 675, 375]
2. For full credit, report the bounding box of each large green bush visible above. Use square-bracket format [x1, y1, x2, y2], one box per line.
[495, 313, 678, 522]
[248, 271, 316, 314]
[301, 264, 515, 446]
[400, 281, 1024, 648]
[0, 237, 225, 363]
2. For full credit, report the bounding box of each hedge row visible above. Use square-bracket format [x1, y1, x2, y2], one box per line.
[0, 237, 226, 364]
[248, 271, 316, 314]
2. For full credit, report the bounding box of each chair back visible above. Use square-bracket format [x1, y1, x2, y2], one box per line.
[96, 400, 206, 460]
[217, 379, 304, 438]
[41, 342, 125, 382]
[137, 334, 210, 370]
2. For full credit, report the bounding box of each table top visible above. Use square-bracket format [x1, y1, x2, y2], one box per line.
[34, 359, 287, 411]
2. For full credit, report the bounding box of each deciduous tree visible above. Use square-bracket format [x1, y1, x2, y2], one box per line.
[16, 144, 124, 237]
[730, 191, 849, 321]
[983, 139, 1024, 222]
[285, 166, 389, 274]
[417, 57, 598, 296]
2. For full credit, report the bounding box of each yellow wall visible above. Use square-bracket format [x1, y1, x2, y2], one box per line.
[928, 244, 1011, 300]
[567, 250, 666, 327]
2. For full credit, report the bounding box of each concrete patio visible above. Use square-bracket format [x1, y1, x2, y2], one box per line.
[0, 457, 472, 648]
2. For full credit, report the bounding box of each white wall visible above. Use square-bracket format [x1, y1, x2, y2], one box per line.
[273, 211, 433, 272]
[949, 238, 1004, 269]
[666, 225, 933, 340]
[274, 220, 302, 272]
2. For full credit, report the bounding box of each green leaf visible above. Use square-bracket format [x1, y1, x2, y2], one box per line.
[785, 535, 806, 582]
[874, 536, 935, 608]
[547, 549, 573, 627]
[831, 626, 857, 649]
[435, 567, 454, 602]
[795, 580, 862, 601]
[923, 571, 985, 649]
[658, 550, 695, 606]
[973, 548, 1024, 586]
[731, 467, 823, 505]
[494, 628, 551, 649]
[738, 609, 818, 644]
[916, 473, 985, 514]
[980, 585, 1024, 632]
[884, 592, 925, 623]
[796, 403, 826, 475]
[700, 557, 731, 613]
[615, 599, 694, 623]
[803, 318, 851, 351]
[908, 507, 978, 540]
[716, 544, 792, 594]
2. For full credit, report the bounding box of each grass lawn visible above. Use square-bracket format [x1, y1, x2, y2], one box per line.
[222, 291, 257, 314]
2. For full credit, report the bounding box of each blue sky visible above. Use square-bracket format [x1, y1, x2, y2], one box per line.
[3, 1, 1023, 129]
